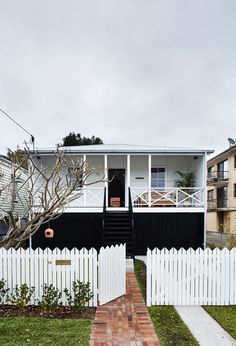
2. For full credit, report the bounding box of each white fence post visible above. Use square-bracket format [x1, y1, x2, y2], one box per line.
[146, 248, 151, 306]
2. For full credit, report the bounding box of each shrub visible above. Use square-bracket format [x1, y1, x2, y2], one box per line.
[226, 233, 236, 249]
[9, 283, 35, 309]
[38, 284, 62, 310]
[0, 279, 9, 304]
[64, 280, 93, 311]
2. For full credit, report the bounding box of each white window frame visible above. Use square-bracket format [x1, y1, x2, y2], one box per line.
[151, 166, 167, 190]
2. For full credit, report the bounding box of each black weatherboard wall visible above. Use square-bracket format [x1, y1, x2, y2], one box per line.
[32, 213, 103, 250]
[134, 213, 204, 254]
[32, 212, 204, 254]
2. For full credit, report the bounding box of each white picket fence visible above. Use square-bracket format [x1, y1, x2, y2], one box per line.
[147, 247, 236, 306]
[99, 243, 126, 305]
[0, 244, 126, 306]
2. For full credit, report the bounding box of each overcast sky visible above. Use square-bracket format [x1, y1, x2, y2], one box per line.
[1, 0, 236, 156]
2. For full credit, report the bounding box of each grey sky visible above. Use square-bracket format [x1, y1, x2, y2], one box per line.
[1, 0, 236, 156]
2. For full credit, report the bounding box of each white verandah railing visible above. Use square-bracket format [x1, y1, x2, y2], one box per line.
[67, 186, 205, 208]
[131, 187, 204, 208]
[147, 247, 236, 306]
[69, 187, 104, 208]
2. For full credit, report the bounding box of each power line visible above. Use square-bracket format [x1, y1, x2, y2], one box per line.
[0, 107, 35, 146]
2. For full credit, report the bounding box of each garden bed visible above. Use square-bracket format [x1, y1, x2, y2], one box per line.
[0, 305, 95, 319]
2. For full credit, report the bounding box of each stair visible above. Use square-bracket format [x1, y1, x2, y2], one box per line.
[103, 211, 134, 257]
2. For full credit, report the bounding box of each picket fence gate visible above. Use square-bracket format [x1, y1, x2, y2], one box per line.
[147, 247, 236, 306]
[0, 244, 126, 306]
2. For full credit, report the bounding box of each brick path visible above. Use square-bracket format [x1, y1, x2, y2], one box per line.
[90, 273, 160, 345]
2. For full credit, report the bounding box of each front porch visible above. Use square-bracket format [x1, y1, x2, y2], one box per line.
[66, 153, 205, 211]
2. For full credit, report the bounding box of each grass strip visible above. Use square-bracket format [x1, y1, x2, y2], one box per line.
[134, 259, 199, 346]
[203, 306, 236, 340]
[0, 317, 92, 346]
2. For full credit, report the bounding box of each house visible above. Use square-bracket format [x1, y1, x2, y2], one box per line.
[207, 144, 236, 234]
[0, 155, 28, 239]
[31, 144, 213, 256]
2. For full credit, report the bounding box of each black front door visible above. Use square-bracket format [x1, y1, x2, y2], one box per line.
[108, 169, 125, 207]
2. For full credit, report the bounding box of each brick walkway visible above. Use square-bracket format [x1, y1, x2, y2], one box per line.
[90, 273, 160, 345]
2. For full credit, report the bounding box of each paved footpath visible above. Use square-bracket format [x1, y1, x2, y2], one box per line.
[90, 273, 160, 345]
[175, 306, 236, 346]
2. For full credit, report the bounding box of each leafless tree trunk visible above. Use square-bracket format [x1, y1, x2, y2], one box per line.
[0, 148, 104, 249]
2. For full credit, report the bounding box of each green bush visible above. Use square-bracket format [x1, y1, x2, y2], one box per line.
[38, 284, 62, 310]
[0, 279, 9, 304]
[64, 280, 93, 311]
[9, 283, 35, 309]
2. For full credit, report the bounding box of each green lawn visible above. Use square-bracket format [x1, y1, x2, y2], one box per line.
[0, 317, 92, 346]
[203, 306, 236, 340]
[134, 259, 199, 346]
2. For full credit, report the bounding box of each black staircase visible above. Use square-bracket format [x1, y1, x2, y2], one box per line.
[102, 187, 134, 257]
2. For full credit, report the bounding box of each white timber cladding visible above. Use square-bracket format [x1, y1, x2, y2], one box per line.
[147, 247, 236, 306]
[0, 244, 126, 307]
[0, 157, 28, 218]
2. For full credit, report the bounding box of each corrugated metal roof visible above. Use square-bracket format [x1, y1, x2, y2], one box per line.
[33, 143, 214, 155]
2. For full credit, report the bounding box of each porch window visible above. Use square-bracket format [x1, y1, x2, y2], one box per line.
[151, 167, 165, 189]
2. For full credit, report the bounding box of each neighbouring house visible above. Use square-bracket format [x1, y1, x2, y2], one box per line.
[0, 155, 28, 239]
[207, 143, 236, 234]
[31, 144, 213, 256]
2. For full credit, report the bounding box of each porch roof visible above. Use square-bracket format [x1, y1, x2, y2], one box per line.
[34, 144, 214, 156]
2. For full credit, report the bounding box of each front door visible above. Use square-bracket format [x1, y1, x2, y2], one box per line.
[108, 169, 125, 207]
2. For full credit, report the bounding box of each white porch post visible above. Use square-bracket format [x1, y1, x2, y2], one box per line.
[127, 154, 130, 207]
[83, 154, 87, 207]
[104, 155, 108, 207]
[148, 155, 151, 207]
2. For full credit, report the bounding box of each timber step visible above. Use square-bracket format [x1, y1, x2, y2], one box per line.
[103, 210, 134, 257]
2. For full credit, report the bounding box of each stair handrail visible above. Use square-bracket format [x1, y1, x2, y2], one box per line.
[128, 187, 135, 258]
[103, 186, 106, 214]
[128, 187, 133, 214]
[102, 187, 106, 245]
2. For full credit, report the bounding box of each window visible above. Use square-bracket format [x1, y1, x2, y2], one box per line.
[217, 186, 228, 208]
[13, 178, 24, 203]
[217, 160, 228, 180]
[234, 155, 236, 169]
[151, 167, 165, 189]
[234, 184, 236, 198]
[208, 166, 214, 174]
[207, 190, 214, 201]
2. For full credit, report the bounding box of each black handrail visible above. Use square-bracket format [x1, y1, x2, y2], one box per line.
[103, 186, 106, 214]
[128, 187, 133, 214]
[102, 187, 106, 245]
[128, 187, 135, 258]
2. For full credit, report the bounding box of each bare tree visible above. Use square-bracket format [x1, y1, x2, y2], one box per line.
[0, 148, 104, 249]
